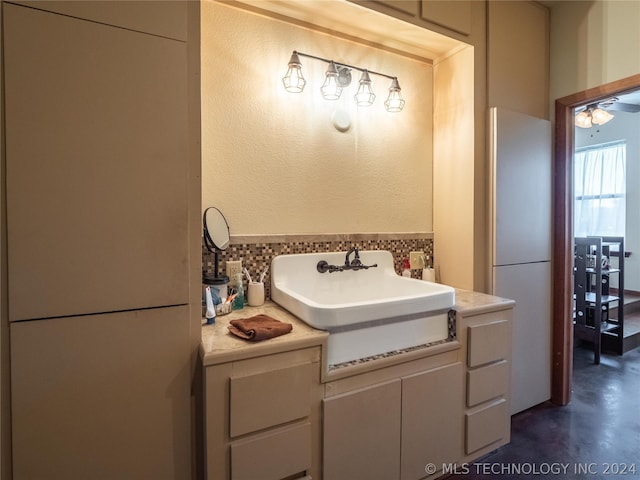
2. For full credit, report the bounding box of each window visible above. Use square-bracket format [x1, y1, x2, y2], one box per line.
[574, 141, 626, 237]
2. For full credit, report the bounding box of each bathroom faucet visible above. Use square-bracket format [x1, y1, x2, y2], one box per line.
[343, 247, 377, 270]
[316, 247, 377, 273]
[345, 247, 361, 267]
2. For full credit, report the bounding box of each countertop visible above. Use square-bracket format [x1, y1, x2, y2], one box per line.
[200, 302, 328, 366]
[200, 288, 514, 367]
[454, 288, 515, 315]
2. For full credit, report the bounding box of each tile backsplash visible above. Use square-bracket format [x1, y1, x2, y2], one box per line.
[202, 233, 434, 301]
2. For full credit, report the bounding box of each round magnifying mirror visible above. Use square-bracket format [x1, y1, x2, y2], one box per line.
[203, 207, 230, 252]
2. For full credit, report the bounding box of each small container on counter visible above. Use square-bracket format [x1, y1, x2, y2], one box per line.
[247, 282, 265, 307]
[203, 273, 230, 317]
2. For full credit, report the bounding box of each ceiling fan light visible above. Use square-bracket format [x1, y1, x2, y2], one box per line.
[591, 108, 614, 125]
[575, 110, 592, 128]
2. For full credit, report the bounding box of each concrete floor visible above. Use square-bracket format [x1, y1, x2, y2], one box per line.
[453, 345, 640, 479]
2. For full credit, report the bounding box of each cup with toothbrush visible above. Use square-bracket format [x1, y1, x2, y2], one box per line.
[246, 266, 268, 307]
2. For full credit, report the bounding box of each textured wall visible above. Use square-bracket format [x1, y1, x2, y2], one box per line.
[201, 1, 433, 235]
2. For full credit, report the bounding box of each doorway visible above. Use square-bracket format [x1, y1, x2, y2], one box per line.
[552, 73, 640, 405]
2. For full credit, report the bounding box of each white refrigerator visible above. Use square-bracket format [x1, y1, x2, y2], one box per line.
[489, 107, 552, 415]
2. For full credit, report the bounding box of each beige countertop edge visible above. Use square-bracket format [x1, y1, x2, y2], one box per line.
[200, 336, 327, 366]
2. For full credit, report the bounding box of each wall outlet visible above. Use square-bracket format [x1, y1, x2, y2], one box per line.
[226, 260, 243, 284]
[409, 251, 425, 270]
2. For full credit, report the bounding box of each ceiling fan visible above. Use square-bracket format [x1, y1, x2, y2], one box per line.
[576, 96, 640, 114]
[575, 97, 640, 128]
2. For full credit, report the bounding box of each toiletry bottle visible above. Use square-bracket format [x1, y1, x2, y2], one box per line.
[205, 286, 216, 325]
[233, 273, 244, 310]
[422, 255, 436, 282]
[402, 258, 411, 277]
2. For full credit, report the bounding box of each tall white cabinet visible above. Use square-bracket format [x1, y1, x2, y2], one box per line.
[5, 3, 189, 321]
[2, 2, 200, 478]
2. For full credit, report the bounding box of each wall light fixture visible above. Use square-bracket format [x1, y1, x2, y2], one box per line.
[282, 51, 306, 93]
[282, 50, 405, 112]
[321, 61, 342, 100]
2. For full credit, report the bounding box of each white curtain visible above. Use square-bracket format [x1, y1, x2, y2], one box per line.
[574, 142, 626, 237]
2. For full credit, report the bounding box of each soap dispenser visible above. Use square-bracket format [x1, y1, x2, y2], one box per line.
[233, 272, 245, 310]
[402, 258, 411, 277]
[422, 255, 435, 282]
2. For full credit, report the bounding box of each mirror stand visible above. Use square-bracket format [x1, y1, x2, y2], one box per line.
[213, 248, 221, 280]
[203, 207, 231, 285]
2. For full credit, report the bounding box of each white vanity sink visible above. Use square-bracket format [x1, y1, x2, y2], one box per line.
[271, 250, 455, 366]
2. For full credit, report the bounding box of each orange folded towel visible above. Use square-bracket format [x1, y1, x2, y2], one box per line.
[228, 314, 293, 342]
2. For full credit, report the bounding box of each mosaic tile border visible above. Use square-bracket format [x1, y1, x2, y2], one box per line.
[229, 232, 433, 245]
[328, 338, 451, 371]
[202, 233, 435, 301]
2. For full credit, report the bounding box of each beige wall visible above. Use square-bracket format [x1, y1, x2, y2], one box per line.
[201, 1, 434, 235]
[433, 46, 475, 289]
[550, 0, 640, 103]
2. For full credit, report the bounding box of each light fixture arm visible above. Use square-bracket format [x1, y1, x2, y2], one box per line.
[293, 50, 396, 81]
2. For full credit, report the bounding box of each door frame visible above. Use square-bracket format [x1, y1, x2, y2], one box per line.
[552, 73, 640, 405]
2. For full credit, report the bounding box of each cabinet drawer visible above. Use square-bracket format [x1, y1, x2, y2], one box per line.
[467, 360, 508, 407]
[467, 319, 509, 367]
[465, 399, 507, 454]
[230, 363, 313, 437]
[230, 422, 311, 480]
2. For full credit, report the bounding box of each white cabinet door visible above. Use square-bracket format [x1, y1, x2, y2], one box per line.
[10, 0, 187, 40]
[10, 307, 192, 480]
[323, 380, 401, 480]
[402, 363, 464, 480]
[4, 4, 189, 321]
[494, 262, 551, 414]
[490, 107, 551, 266]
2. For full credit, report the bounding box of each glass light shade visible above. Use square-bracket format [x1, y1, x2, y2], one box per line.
[354, 70, 375, 106]
[591, 108, 614, 125]
[282, 52, 306, 93]
[575, 110, 592, 128]
[321, 61, 342, 100]
[384, 78, 405, 112]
